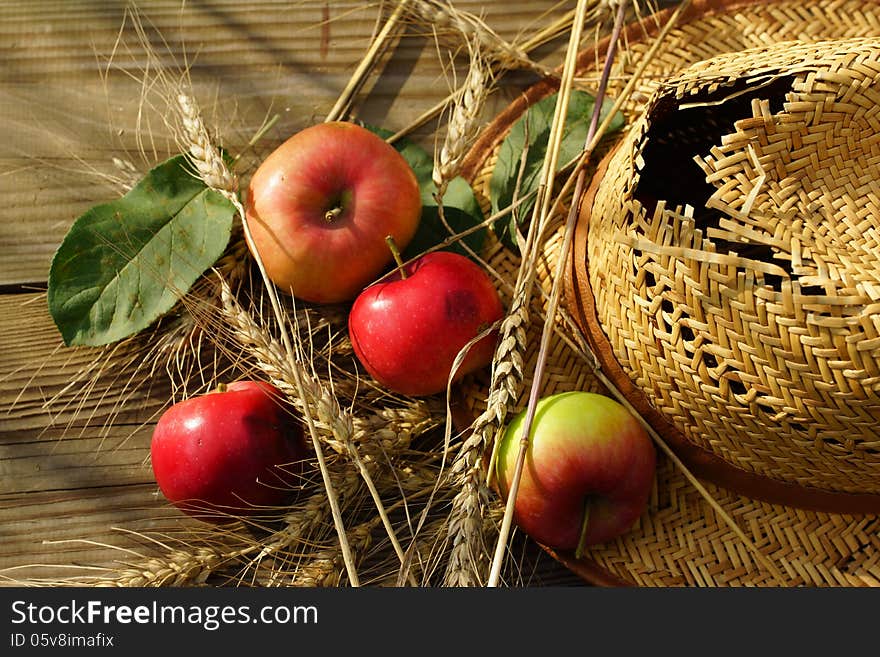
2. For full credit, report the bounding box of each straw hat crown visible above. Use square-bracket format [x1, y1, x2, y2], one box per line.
[584, 36, 880, 503]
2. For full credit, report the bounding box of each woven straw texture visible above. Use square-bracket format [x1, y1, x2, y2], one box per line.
[460, 0, 880, 586]
[585, 37, 880, 498]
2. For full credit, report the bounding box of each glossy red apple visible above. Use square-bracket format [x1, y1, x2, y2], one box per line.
[150, 380, 307, 523]
[348, 250, 504, 397]
[495, 391, 656, 556]
[244, 121, 422, 304]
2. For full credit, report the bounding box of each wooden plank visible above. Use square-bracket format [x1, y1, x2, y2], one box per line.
[0, 292, 186, 582]
[0, 484, 198, 585]
[0, 295, 172, 433]
[0, 424, 153, 496]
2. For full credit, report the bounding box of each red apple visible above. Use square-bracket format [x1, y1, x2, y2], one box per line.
[150, 380, 307, 523]
[348, 250, 504, 397]
[494, 391, 656, 556]
[244, 121, 422, 304]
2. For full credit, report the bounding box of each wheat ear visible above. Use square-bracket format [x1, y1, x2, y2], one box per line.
[288, 518, 382, 587]
[407, 0, 550, 76]
[96, 547, 230, 587]
[175, 91, 237, 194]
[430, 38, 494, 272]
[219, 280, 427, 583]
[432, 39, 493, 195]
[439, 73, 547, 587]
[29, 533, 259, 588]
[441, 287, 529, 586]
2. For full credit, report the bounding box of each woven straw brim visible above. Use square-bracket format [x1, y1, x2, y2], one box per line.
[459, 0, 880, 586]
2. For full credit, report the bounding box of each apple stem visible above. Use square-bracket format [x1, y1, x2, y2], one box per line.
[214, 382, 228, 394]
[574, 498, 592, 560]
[385, 235, 408, 279]
[324, 206, 344, 223]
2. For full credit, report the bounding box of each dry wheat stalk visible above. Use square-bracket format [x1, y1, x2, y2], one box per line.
[215, 188, 360, 583]
[33, 89, 247, 431]
[213, 273, 389, 412]
[432, 39, 493, 195]
[308, 382, 420, 584]
[435, 95, 566, 586]
[441, 286, 530, 586]
[407, 0, 550, 76]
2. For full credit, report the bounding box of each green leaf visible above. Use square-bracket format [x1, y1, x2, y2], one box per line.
[404, 176, 485, 261]
[364, 124, 486, 260]
[488, 90, 625, 251]
[47, 155, 236, 347]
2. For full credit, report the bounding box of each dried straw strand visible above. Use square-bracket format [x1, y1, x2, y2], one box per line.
[486, 0, 598, 588]
[407, 0, 551, 76]
[325, 0, 412, 122]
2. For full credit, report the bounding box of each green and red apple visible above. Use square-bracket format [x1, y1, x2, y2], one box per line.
[243, 121, 422, 304]
[495, 391, 656, 556]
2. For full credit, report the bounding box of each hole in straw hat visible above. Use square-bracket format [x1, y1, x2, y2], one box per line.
[633, 76, 792, 225]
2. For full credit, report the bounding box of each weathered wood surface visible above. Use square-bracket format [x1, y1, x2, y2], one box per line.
[0, 0, 587, 585]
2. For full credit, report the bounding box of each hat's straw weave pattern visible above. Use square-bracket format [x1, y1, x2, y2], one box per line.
[588, 37, 880, 497]
[459, 0, 880, 585]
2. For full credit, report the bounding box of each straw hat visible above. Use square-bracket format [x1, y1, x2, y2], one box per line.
[460, 0, 880, 586]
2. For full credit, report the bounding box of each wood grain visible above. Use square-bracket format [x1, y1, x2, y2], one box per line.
[0, 0, 583, 586]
